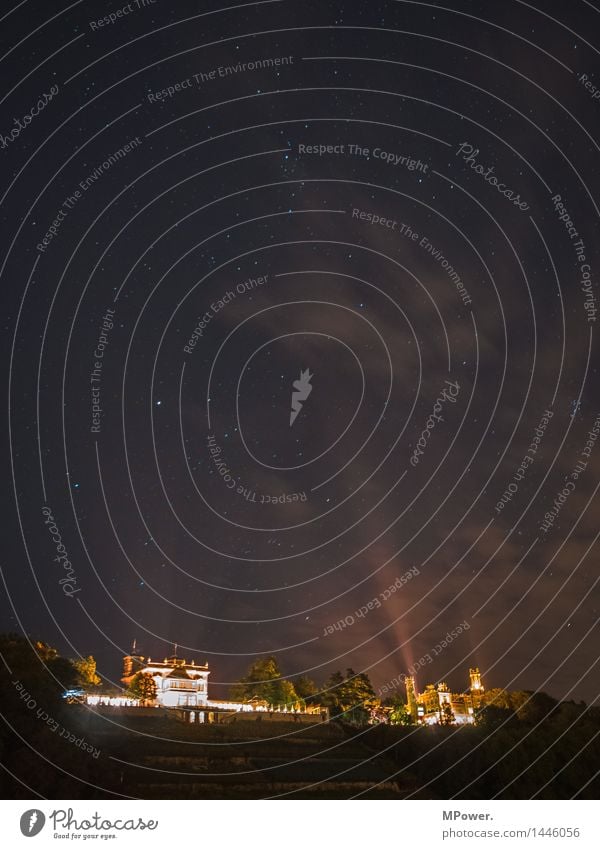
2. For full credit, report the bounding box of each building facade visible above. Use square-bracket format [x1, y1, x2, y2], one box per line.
[122, 649, 210, 708]
[407, 667, 485, 725]
[118, 646, 327, 723]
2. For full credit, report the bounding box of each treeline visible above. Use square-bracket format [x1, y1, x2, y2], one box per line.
[0, 633, 120, 798]
[231, 656, 380, 723]
[232, 657, 599, 736]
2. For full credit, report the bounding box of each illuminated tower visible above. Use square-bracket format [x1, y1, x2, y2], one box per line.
[122, 639, 145, 680]
[469, 667, 483, 692]
[469, 667, 484, 712]
[405, 675, 418, 722]
[437, 682, 451, 705]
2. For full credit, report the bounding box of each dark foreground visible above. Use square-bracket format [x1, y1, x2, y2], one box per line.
[2, 704, 600, 799]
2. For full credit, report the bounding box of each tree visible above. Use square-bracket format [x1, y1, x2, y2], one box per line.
[322, 668, 379, 724]
[479, 688, 558, 727]
[345, 669, 380, 723]
[514, 691, 558, 724]
[126, 672, 157, 704]
[483, 687, 512, 709]
[384, 694, 413, 725]
[439, 703, 455, 725]
[70, 655, 101, 689]
[321, 670, 346, 717]
[33, 640, 58, 662]
[231, 656, 299, 707]
[475, 704, 516, 729]
[0, 634, 76, 719]
[0, 635, 115, 799]
[294, 675, 318, 701]
[276, 678, 300, 708]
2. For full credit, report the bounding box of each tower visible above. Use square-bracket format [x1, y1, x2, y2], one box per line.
[469, 667, 483, 692]
[437, 682, 451, 704]
[469, 667, 484, 712]
[122, 639, 145, 680]
[405, 675, 418, 722]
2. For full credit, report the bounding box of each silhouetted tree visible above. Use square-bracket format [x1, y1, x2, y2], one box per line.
[383, 694, 413, 725]
[294, 675, 318, 701]
[322, 668, 379, 724]
[231, 656, 299, 707]
[126, 672, 157, 704]
[0, 634, 112, 798]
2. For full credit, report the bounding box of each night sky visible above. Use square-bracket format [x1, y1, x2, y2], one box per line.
[2, 0, 599, 706]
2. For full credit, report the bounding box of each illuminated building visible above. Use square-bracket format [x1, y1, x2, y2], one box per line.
[113, 644, 328, 722]
[409, 667, 485, 725]
[121, 647, 209, 708]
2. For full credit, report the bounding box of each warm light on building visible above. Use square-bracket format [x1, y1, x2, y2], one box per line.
[469, 667, 483, 690]
[79, 645, 329, 724]
[86, 695, 140, 707]
[121, 649, 210, 708]
[406, 667, 485, 725]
